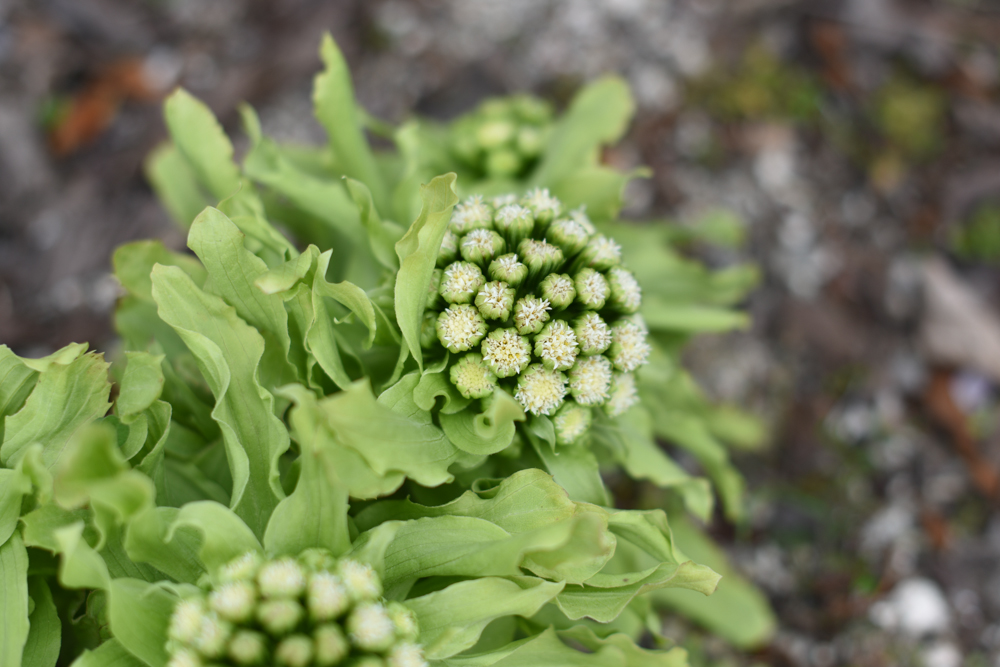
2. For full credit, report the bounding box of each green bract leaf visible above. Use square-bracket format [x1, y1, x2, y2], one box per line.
[0, 532, 29, 667]
[345, 177, 405, 271]
[530, 77, 634, 189]
[314, 34, 388, 211]
[439, 389, 525, 456]
[117, 352, 166, 418]
[264, 385, 351, 558]
[144, 142, 206, 229]
[408, 576, 564, 659]
[163, 88, 240, 201]
[69, 639, 147, 667]
[165, 501, 262, 573]
[22, 576, 60, 667]
[0, 351, 112, 470]
[107, 579, 175, 667]
[151, 264, 289, 536]
[394, 173, 460, 370]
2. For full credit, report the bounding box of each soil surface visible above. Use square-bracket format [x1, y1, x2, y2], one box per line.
[3, 1, 1000, 665]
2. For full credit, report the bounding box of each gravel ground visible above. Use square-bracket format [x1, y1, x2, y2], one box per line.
[3, 1, 1000, 665]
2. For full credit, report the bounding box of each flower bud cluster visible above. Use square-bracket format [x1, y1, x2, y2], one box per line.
[428, 190, 650, 446]
[449, 95, 553, 179]
[166, 550, 425, 667]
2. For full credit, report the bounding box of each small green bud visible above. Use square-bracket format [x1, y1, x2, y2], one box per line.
[167, 649, 203, 667]
[608, 319, 651, 372]
[217, 552, 262, 584]
[449, 353, 498, 400]
[577, 234, 622, 270]
[298, 549, 336, 572]
[460, 229, 506, 265]
[437, 229, 459, 267]
[351, 657, 386, 667]
[307, 572, 350, 622]
[539, 273, 576, 310]
[568, 355, 613, 406]
[547, 216, 591, 256]
[516, 126, 544, 157]
[168, 599, 206, 645]
[534, 320, 579, 371]
[450, 196, 493, 234]
[436, 305, 488, 353]
[228, 630, 267, 665]
[209, 581, 256, 623]
[476, 119, 515, 149]
[440, 261, 486, 305]
[387, 642, 428, 667]
[388, 602, 420, 642]
[481, 328, 532, 378]
[337, 559, 383, 602]
[513, 295, 551, 335]
[494, 204, 535, 245]
[275, 634, 314, 667]
[607, 267, 642, 313]
[522, 187, 562, 226]
[258, 558, 306, 598]
[514, 364, 568, 416]
[573, 312, 612, 356]
[420, 311, 439, 350]
[426, 269, 443, 310]
[488, 253, 528, 287]
[573, 268, 609, 310]
[347, 603, 396, 652]
[485, 148, 522, 177]
[518, 238, 564, 278]
[475, 281, 515, 321]
[553, 401, 593, 446]
[314, 624, 350, 666]
[605, 372, 639, 417]
[257, 599, 304, 635]
[193, 613, 232, 658]
[512, 95, 551, 124]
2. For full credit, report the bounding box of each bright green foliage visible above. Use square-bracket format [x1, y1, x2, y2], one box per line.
[0, 31, 778, 666]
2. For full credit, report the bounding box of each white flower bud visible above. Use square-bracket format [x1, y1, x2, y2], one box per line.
[608, 320, 651, 372]
[337, 559, 383, 602]
[538, 273, 575, 310]
[258, 558, 306, 598]
[440, 261, 486, 305]
[388, 602, 419, 642]
[168, 599, 205, 645]
[257, 599, 304, 635]
[347, 603, 397, 652]
[166, 649, 202, 667]
[481, 328, 532, 378]
[574, 269, 609, 310]
[513, 295, 551, 336]
[573, 312, 612, 356]
[436, 305, 488, 353]
[578, 234, 622, 270]
[450, 195, 493, 234]
[314, 624, 350, 666]
[209, 581, 256, 623]
[217, 552, 262, 583]
[449, 353, 498, 400]
[568, 355, 613, 406]
[460, 229, 506, 266]
[475, 281, 515, 321]
[193, 612, 231, 658]
[275, 634, 314, 667]
[227, 630, 267, 665]
[307, 572, 350, 622]
[522, 187, 562, 225]
[515, 364, 568, 416]
[488, 253, 528, 287]
[553, 401, 593, 446]
[605, 373, 639, 417]
[388, 642, 429, 667]
[607, 267, 642, 314]
[534, 320, 579, 372]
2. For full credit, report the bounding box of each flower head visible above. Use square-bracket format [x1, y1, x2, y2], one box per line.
[494, 204, 535, 245]
[436, 305, 488, 353]
[539, 273, 575, 310]
[167, 551, 423, 667]
[518, 238, 563, 277]
[450, 195, 493, 234]
[578, 234, 622, 270]
[513, 295, 552, 336]
[522, 187, 562, 225]
[607, 267, 641, 314]
[450, 353, 498, 399]
[475, 281, 515, 321]
[488, 253, 528, 287]
[534, 320, 579, 371]
[608, 320, 651, 372]
[553, 401, 593, 446]
[482, 328, 532, 378]
[568, 355, 613, 406]
[389, 642, 430, 667]
[440, 261, 486, 305]
[605, 373, 639, 417]
[574, 268, 609, 310]
[460, 229, 506, 266]
[515, 364, 568, 416]
[574, 312, 612, 356]
[547, 216, 591, 255]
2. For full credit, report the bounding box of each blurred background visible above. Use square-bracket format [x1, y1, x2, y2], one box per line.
[2, 0, 1000, 665]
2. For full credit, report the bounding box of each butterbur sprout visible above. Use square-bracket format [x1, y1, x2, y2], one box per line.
[425, 191, 650, 446]
[166, 551, 425, 667]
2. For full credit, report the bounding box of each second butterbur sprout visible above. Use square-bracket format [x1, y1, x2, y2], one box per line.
[423, 190, 648, 441]
[165, 550, 425, 667]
